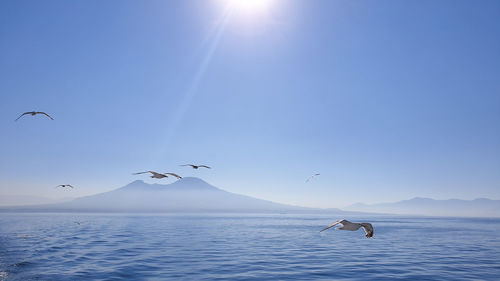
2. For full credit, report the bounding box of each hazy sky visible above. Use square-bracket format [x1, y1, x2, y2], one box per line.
[1, 0, 499, 208]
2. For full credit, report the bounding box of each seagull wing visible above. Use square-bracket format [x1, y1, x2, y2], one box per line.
[67, 184, 74, 188]
[361, 223, 373, 238]
[306, 173, 320, 182]
[133, 171, 150, 175]
[165, 173, 182, 179]
[320, 219, 347, 232]
[198, 165, 211, 169]
[15, 112, 32, 121]
[180, 164, 195, 167]
[36, 112, 54, 120]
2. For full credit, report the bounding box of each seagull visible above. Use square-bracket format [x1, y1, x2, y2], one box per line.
[306, 173, 320, 182]
[55, 184, 74, 189]
[74, 221, 82, 225]
[15, 111, 54, 121]
[180, 164, 211, 169]
[320, 219, 374, 238]
[164, 172, 182, 179]
[133, 171, 169, 179]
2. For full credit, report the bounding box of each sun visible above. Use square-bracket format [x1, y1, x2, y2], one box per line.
[228, 0, 273, 12]
[224, 0, 274, 15]
[213, 0, 278, 29]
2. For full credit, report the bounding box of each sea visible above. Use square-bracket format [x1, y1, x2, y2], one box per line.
[0, 213, 499, 280]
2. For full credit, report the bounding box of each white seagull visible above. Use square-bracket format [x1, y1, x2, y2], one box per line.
[320, 219, 374, 238]
[306, 173, 320, 182]
[180, 164, 211, 169]
[133, 171, 169, 179]
[164, 172, 182, 179]
[15, 111, 54, 121]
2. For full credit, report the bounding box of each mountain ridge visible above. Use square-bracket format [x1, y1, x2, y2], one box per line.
[4, 179, 498, 217]
[1, 177, 350, 214]
[345, 197, 500, 217]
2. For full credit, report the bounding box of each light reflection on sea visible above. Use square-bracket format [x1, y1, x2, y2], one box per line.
[1, 213, 499, 280]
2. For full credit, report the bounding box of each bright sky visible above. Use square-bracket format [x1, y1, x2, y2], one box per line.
[0, 0, 499, 208]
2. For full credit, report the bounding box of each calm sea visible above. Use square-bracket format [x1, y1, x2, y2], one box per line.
[0, 213, 499, 280]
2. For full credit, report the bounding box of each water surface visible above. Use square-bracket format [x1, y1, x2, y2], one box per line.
[1, 213, 499, 280]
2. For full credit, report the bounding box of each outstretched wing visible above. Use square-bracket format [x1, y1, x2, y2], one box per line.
[150, 171, 165, 176]
[37, 112, 54, 120]
[306, 173, 320, 182]
[198, 165, 211, 169]
[360, 223, 373, 238]
[66, 184, 74, 188]
[320, 219, 347, 232]
[165, 172, 182, 179]
[133, 171, 150, 175]
[15, 112, 31, 121]
[180, 164, 195, 167]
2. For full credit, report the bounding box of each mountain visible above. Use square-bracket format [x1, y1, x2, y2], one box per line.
[2, 177, 347, 213]
[344, 197, 500, 217]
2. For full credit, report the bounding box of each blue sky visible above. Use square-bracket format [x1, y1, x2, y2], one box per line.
[0, 0, 499, 208]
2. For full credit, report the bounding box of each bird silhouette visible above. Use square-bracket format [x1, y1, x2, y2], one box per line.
[133, 171, 169, 179]
[306, 173, 320, 182]
[15, 111, 54, 121]
[55, 184, 74, 189]
[180, 164, 211, 169]
[164, 172, 182, 179]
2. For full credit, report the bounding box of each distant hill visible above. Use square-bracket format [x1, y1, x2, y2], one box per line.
[3, 180, 498, 217]
[344, 197, 500, 217]
[2, 177, 351, 213]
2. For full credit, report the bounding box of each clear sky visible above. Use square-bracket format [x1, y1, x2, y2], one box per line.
[0, 0, 499, 208]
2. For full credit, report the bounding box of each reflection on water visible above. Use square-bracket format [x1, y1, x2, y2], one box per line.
[1, 213, 500, 280]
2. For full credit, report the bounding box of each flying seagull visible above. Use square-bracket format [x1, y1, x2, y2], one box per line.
[133, 171, 169, 179]
[320, 219, 374, 238]
[306, 173, 320, 182]
[165, 172, 182, 179]
[15, 111, 54, 121]
[180, 164, 211, 169]
[55, 184, 74, 189]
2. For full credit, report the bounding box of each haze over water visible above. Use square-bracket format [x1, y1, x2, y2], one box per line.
[1, 213, 500, 280]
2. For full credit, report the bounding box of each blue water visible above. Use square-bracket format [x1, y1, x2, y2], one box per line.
[1, 213, 500, 280]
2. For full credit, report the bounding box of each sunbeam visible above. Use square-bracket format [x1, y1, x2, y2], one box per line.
[155, 5, 233, 160]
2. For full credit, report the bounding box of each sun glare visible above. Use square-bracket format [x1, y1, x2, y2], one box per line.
[225, 0, 274, 16]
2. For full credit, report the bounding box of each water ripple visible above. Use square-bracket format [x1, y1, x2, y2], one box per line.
[0, 214, 500, 280]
